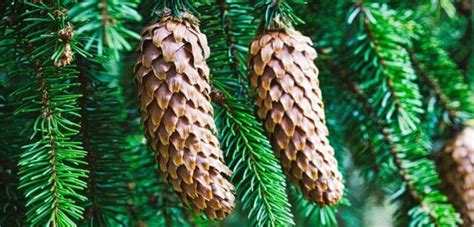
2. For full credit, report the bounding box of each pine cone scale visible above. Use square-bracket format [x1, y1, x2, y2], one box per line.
[135, 17, 235, 219]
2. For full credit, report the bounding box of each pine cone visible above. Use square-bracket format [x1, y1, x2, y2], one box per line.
[249, 29, 343, 205]
[437, 126, 474, 226]
[134, 15, 235, 219]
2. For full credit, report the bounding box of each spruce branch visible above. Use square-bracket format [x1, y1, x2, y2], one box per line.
[323, 61, 388, 185]
[68, 0, 142, 59]
[200, 1, 294, 226]
[333, 63, 438, 222]
[215, 101, 294, 226]
[19, 1, 89, 65]
[340, 3, 461, 225]
[351, 3, 424, 134]
[328, 61, 460, 226]
[409, 33, 473, 133]
[7, 1, 89, 225]
[16, 61, 88, 226]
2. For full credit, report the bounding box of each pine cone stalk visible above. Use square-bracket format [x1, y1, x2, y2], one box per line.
[437, 126, 474, 226]
[249, 28, 344, 205]
[134, 13, 235, 219]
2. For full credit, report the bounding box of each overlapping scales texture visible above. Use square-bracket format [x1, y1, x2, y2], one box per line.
[249, 29, 343, 205]
[438, 127, 474, 226]
[134, 17, 235, 219]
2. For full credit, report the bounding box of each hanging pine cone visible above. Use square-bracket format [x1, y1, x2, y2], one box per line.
[437, 126, 474, 226]
[249, 29, 343, 205]
[134, 12, 235, 219]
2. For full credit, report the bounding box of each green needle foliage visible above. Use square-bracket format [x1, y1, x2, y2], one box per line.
[6, 1, 90, 225]
[68, 0, 142, 59]
[254, 0, 304, 30]
[76, 59, 131, 226]
[329, 65, 459, 226]
[410, 32, 473, 134]
[214, 103, 293, 226]
[1, 4, 29, 226]
[348, 4, 424, 135]
[341, 3, 460, 226]
[315, 2, 462, 226]
[200, 1, 294, 225]
[15, 63, 88, 226]
[1, 0, 473, 226]
[0, 82, 26, 226]
[288, 185, 340, 227]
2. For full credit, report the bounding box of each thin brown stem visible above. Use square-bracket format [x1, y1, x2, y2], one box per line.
[33, 61, 59, 227]
[101, 0, 109, 44]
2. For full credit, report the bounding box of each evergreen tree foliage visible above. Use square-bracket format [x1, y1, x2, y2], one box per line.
[68, 0, 142, 59]
[0, 0, 472, 226]
[76, 59, 131, 226]
[5, 1, 89, 225]
[0, 82, 25, 226]
[410, 32, 473, 136]
[200, 1, 294, 225]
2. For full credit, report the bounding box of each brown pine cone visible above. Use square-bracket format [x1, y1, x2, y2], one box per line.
[249, 29, 343, 205]
[134, 14, 235, 219]
[437, 126, 474, 226]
